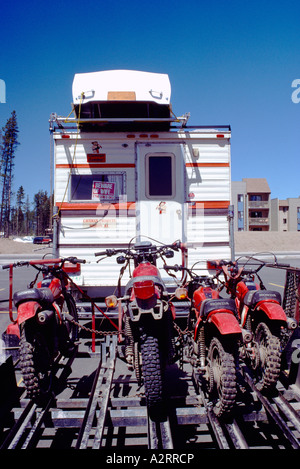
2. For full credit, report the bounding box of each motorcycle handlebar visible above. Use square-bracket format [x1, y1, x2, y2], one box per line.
[217, 258, 291, 276]
[94, 241, 182, 258]
[164, 264, 184, 272]
[29, 258, 62, 266]
[2, 256, 86, 270]
[2, 261, 29, 270]
[64, 257, 86, 264]
[269, 262, 291, 268]
[29, 257, 87, 266]
[94, 248, 120, 257]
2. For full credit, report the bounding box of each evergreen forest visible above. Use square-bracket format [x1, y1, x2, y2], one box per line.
[0, 111, 51, 238]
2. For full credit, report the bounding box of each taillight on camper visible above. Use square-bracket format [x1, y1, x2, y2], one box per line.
[134, 280, 155, 300]
[63, 262, 81, 274]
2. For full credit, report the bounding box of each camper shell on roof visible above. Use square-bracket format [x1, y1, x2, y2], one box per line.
[72, 70, 173, 131]
[50, 70, 233, 307]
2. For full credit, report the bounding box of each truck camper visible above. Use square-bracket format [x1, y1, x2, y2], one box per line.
[50, 69, 233, 307]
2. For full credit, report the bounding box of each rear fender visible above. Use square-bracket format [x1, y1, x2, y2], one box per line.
[169, 301, 176, 320]
[127, 298, 164, 322]
[194, 316, 203, 341]
[208, 311, 242, 335]
[256, 302, 287, 322]
[17, 301, 41, 326]
[6, 321, 20, 338]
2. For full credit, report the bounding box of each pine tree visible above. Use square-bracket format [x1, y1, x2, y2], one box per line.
[16, 185, 25, 235]
[34, 190, 50, 235]
[0, 111, 19, 237]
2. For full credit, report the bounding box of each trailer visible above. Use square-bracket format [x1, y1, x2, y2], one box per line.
[49, 70, 233, 303]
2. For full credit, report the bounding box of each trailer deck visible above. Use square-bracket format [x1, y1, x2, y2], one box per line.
[0, 265, 299, 450]
[2, 329, 300, 450]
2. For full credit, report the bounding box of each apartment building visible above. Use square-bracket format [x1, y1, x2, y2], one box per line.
[271, 198, 300, 231]
[231, 178, 271, 231]
[232, 178, 300, 232]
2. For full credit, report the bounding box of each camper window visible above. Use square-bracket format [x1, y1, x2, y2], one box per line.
[70, 173, 126, 202]
[145, 154, 175, 199]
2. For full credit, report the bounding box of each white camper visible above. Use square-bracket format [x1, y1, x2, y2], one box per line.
[50, 70, 233, 305]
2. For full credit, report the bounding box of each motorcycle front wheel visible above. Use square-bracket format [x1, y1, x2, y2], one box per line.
[208, 337, 237, 418]
[19, 321, 53, 400]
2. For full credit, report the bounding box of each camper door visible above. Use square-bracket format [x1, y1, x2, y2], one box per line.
[136, 143, 185, 265]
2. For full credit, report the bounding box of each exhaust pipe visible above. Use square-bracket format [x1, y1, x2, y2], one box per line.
[36, 309, 55, 325]
[241, 328, 252, 343]
[286, 317, 298, 330]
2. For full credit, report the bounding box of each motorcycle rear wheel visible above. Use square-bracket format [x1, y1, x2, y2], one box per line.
[208, 337, 237, 418]
[254, 321, 281, 393]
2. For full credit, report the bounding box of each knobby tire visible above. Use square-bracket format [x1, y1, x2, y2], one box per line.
[140, 333, 163, 409]
[208, 337, 237, 418]
[254, 321, 282, 393]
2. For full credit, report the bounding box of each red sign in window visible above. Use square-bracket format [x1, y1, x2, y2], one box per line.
[92, 181, 115, 201]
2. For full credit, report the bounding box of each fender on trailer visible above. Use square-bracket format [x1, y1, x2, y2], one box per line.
[17, 301, 41, 326]
[208, 311, 242, 335]
[256, 302, 287, 322]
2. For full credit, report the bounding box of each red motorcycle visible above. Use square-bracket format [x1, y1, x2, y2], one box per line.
[164, 262, 245, 418]
[209, 257, 297, 393]
[3, 257, 85, 399]
[95, 240, 184, 410]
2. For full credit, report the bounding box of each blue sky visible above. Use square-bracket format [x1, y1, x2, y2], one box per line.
[1, 0, 300, 204]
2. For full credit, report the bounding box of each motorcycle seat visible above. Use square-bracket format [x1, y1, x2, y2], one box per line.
[243, 289, 281, 307]
[199, 298, 237, 317]
[13, 287, 54, 308]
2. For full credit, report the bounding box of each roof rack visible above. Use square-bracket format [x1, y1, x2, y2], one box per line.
[49, 112, 191, 132]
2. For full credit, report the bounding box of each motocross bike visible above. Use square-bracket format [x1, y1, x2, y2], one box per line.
[95, 240, 185, 410]
[3, 256, 85, 399]
[209, 257, 297, 393]
[164, 262, 246, 418]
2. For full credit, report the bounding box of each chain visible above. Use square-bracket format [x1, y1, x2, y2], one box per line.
[66, 310, 192, 341]
[65, 314, 124, 337]
[67, 315, 192, 339]
[173, 320, 190, 339]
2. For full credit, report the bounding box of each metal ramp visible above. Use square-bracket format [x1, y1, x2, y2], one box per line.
[2, 337, 300, 450]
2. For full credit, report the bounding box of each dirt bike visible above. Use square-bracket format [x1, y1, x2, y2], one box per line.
[95, 240, 185, 410]
[164, 262, 246, 418]
[3, 256, 85, 399]
[209, 257, 297, 393]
